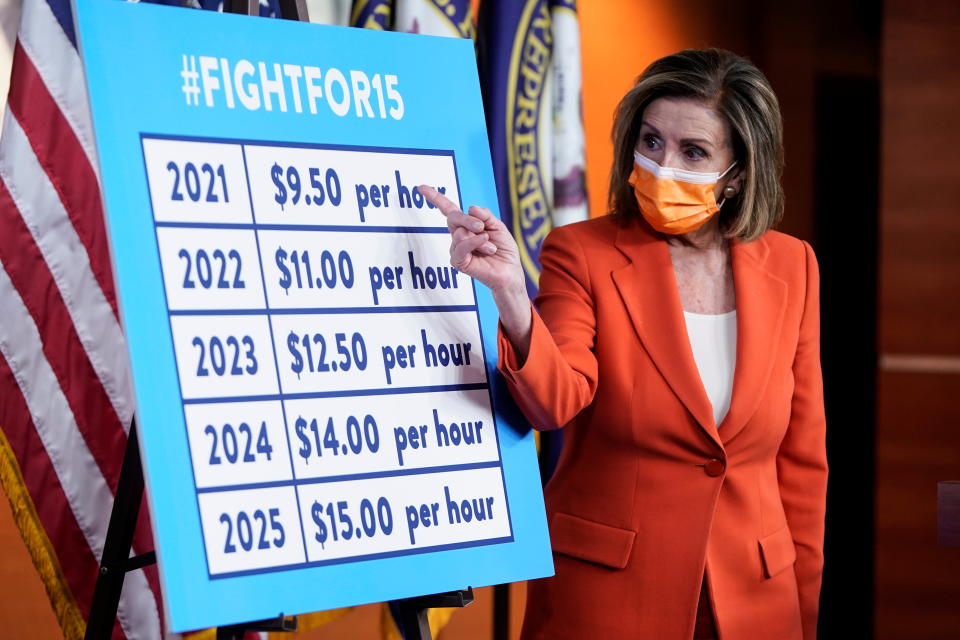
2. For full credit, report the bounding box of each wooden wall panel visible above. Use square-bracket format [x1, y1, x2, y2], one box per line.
[875, 372, 960, 638]
[876, 1, 960, 637]
[880, 2, 960, 356]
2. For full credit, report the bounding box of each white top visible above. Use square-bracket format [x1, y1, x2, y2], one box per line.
[683, 310, 737, 427]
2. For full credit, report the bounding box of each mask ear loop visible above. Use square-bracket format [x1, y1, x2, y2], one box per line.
[716, 162, 738, 209]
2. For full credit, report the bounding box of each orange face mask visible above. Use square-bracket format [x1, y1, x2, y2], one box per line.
[627, 151, 736, 234]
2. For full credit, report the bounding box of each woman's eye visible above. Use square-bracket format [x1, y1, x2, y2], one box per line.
[684, 146, 707, 159]
[643, 134, 660, 150]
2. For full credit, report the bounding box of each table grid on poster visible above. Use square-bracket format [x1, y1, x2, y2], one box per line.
[140, 133, 513, 579]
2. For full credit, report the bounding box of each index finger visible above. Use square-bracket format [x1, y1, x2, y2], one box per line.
[419, 184, 461, 218]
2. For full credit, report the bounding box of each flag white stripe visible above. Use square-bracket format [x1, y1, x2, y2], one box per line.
[548, 5, 588, 227]
[0, 261, 159, 640]
[17, 0, 100, 176]
[0, 111, 133, 428]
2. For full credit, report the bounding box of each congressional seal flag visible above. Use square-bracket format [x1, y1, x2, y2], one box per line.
[477, 0, 588, 298]
[351, 0, 473, 38]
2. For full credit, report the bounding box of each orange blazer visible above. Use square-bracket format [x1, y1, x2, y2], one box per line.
[497, 215, 827, 640]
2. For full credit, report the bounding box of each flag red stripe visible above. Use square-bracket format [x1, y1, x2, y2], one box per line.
[0, 353, 101, 626]
[6, 42, 119, 319]
[0, 180, 126, 492]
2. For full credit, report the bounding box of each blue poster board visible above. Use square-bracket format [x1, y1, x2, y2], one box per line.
[73, 0, 551, 631]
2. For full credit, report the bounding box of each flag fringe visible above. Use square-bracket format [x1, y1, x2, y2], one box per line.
[0, 426, 86, 640]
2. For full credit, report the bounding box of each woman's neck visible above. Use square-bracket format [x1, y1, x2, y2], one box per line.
[664, 217, 726, 252]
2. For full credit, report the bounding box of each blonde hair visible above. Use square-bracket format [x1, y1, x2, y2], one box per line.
[610, 49, 784, 241]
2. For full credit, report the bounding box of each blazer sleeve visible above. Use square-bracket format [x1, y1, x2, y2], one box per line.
[777, 239, 829, 640]
[496, 225, 599, 430]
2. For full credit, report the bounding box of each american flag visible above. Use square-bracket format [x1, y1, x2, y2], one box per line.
[0, 0, 164, 638]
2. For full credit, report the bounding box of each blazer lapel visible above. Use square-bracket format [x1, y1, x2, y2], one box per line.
[610, 220, 788, 449]
[718, 236, 787, 443]
[611, 221, 721, 448]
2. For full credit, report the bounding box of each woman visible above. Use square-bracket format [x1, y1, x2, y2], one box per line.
[421, 49, 827, 640]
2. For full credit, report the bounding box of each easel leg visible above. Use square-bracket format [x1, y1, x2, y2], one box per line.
[392, 588, 474, 640]
[215, 614, 297, 639]
[85, 421, 147, 640]
[493, 584, 510, 640]
[395, 604, 432, 640]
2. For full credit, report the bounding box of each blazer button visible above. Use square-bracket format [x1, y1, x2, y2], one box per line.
[704, 459, 725, 477]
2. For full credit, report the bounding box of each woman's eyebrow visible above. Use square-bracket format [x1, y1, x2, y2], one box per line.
[680, 137, 715, 148]
[640, 121, 659, 135]
[642, 121, 716, 148]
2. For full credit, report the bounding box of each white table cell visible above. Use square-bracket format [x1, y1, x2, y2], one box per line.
[185, 400, 293, 489]
[258, 229, 475, 310]
[271, 311, 487, 396]
[143, 138, 252, 224]
[170, 315, 279, 400]
[299, 466, 510, 563]
[244, 145, 458, 228]
[285, 389, 498, 480]
[198, 486, 305, 575]
[156, 227, 265, 310]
